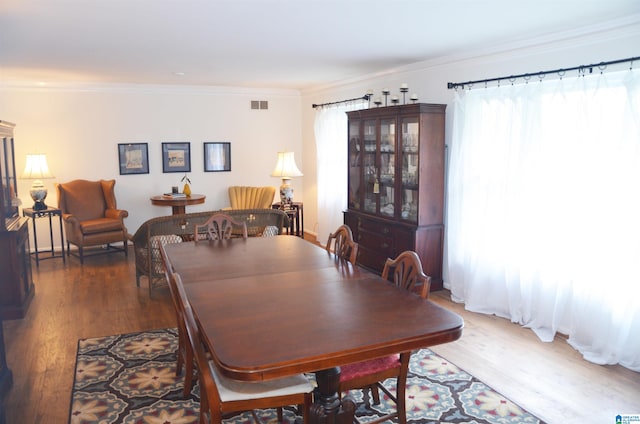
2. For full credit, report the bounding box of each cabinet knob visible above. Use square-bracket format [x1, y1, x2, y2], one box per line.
[381, 242, 389, 249]
[382, 227, 390, 234]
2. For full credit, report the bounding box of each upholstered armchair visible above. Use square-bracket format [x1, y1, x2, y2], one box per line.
[227, 186, 276, 209]
[56, 179, 129, 264]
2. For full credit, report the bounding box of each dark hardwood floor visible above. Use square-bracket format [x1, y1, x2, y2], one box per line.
[3, 247, 175, 423]
[2, 239, 639, 424]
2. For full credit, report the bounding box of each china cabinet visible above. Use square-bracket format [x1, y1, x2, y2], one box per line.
[344, 103, 446, 290]
[0, 121, 35, 320]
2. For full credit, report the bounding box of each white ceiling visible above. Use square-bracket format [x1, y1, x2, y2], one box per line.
[1, 0, 639, 90]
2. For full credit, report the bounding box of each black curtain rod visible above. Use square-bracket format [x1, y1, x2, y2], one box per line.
[312, 94, 372, 109]
[447, 56, 639, 90]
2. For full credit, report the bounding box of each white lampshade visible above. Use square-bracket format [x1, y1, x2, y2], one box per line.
[21, 154, 55, 210]
[271, 151, 303, 178]
[271, 151, 303, 205]
[22, 154, 54, 179]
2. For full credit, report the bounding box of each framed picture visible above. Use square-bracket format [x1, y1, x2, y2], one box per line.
[204, 142, 231, 172]
[118, 143, 149, 175]
[162, 142, 191, 173]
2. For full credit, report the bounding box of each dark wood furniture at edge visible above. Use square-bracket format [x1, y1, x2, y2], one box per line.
[162, 236, 463, 424]
[345, 103, 446, 290]
[0, 322, 11, 424]
[1, 121, 32, 424]
[1, 121, 35, 321]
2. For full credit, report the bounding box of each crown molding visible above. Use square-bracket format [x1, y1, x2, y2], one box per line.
[302, 15, 640, 95]
[0, 80, 301, 97]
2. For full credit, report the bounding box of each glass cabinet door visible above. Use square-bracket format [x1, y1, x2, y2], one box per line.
[362, 119, 377, 214]
[1, 132, 19, 230]
[379, 118, 395, 217]
[348, 121, 361, 210]
[401, 116, 419, 222]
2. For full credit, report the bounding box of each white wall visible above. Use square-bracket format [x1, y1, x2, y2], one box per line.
[0, 84, 302, 250]
[300, 23, 640, 242]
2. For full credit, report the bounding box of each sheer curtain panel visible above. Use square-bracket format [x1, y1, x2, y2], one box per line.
[315, 104, 363, 246]
[446, 68, 640, 371]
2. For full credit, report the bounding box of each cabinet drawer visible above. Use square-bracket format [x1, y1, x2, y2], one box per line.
[356, 217, 393, 236]
[357, 246, 389, 273]
[357, 231, 394, 256]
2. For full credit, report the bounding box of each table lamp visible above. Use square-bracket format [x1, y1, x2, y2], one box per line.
[271, 151, 303, 205]
[21, 153, 54, 210]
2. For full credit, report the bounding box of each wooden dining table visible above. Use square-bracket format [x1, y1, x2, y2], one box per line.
[162, 236, 463, 424]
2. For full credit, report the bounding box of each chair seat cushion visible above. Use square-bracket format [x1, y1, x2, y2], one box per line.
[210, 361, 314, 402]
[261, 225, 279, 237]
[340, 354, 400, 381]
[80, 218, 124, 234]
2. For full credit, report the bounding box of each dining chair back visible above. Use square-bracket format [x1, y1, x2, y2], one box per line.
[382, 250, 432, 299]
[338, 250, 431, 424]
[174, 271, 314, 423]
[326, 224, 359, 265]
[194, 213, 248, 241]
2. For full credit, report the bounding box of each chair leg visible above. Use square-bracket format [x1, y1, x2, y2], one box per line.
[395, 377, 407, 424]
[277, 407, 283, 422]
[79, 246, 84, 264]
[369, 384, 381, 404]
[182, 361, 193, 397]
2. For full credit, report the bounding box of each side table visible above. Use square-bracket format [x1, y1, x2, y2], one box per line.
[150, 194, 206, 216]
[272, 202, 304, 238]
[22, 207, 66, 267]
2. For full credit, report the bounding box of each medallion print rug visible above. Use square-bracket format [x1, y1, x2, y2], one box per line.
[70, 328, 546, 424]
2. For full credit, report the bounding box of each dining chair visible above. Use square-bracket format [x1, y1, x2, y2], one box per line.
[382, 250, 432, 299]
[338, 250, 431, 424]
[160, 246, 193, 397]
[194, 212, 248, 241]
[174, 271, 314, 424]
[326, 224, 359, 266]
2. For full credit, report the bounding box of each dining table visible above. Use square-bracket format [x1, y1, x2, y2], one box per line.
[161, 235, 463, 424]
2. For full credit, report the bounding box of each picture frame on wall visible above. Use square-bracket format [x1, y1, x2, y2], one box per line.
[162, 142, 191, 173]
[118, 143, 149, 175]
[204, 142, 231, 172]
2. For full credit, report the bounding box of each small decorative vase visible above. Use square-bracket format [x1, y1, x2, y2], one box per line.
[182, 183, 191, 197]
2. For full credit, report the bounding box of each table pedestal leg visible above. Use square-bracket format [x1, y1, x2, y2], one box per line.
[171, 205, 186, 215]
[310, 367, 355, 424]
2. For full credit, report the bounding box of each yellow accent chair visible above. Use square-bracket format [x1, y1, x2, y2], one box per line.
[227, 186, 276, 209]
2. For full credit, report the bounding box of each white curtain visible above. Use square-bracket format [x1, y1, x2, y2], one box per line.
[314, 103, 364, 245]
[446, 68, 640, 371]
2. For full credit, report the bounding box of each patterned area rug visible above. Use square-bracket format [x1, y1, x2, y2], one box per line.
[70, 328, 546, 424]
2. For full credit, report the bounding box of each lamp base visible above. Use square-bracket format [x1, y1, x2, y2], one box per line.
[32, 201, 48, 211]
[30, 182, 48, 211]
[279, 178, 294, 205]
